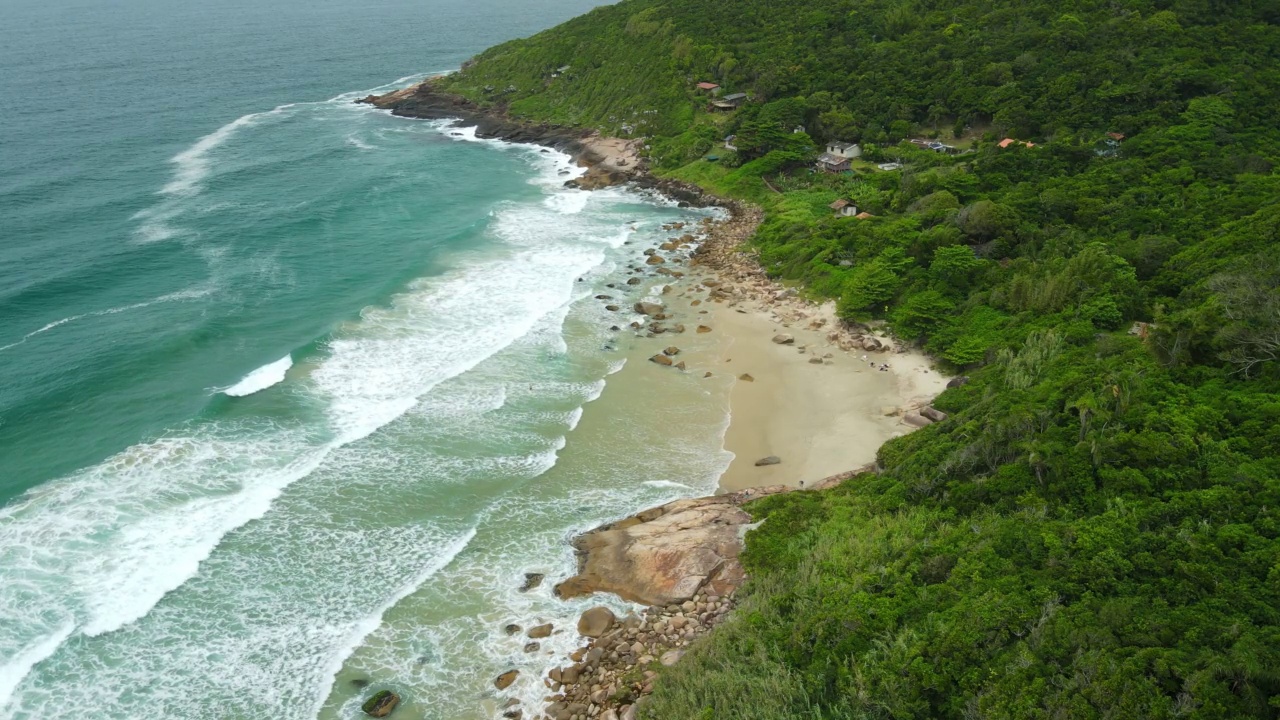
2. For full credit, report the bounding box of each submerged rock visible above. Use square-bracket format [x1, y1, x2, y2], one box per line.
[361, 690, 400, 718]
[494, 669, 519, 690]
[519, 573, 544, 592]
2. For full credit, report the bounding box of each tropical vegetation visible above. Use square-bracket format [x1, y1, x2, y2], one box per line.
[439, 0, 1280, 716]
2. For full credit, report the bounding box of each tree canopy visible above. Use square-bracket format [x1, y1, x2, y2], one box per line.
[438, 1, 1280, 717]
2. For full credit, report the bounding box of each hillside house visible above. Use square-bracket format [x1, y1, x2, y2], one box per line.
[696, 82, 721, 96]
[724, 135, 737, 150]
[816, 152, 851, 173]
[711, 92, 748, 110]
[830, 199, 858, 217]
[854, 211, 875, 219]
[825, 141, 861, 158]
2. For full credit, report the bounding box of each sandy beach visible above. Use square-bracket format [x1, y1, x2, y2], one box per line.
[604, 200, 950, 494]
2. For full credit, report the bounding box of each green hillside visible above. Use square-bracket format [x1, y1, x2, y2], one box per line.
[440, 1, 1280, 717]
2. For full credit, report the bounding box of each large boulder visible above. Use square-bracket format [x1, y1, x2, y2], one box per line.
[946, 375, 970, 389]
[920, 406, 949, 423]
[553, 491, 786, 606]
[650, 354, 673, 367]
[754, 456, 781, 466]
[634, 301, 665, 316]
[902, 411, 933, 428]
[577, 606, 616, 638]
[494, 669, 519, 690]
[771, 334, 795, 345]
[361, 690, 400, 718]
[518, 573, 544, 592]
[526, 623, 553, 638]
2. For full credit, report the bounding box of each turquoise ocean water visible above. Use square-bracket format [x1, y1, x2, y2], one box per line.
[0, 1, 732, 717]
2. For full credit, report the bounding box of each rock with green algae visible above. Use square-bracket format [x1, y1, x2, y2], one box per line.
[361, 689, 400, 718]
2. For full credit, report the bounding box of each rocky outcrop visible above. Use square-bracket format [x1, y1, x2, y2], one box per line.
[553, 488, 787, 606]
[361, 690, 400, 718]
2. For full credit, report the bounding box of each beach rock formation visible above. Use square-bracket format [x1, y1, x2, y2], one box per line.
[754, 456, 782, 466]
[527, 623, 553, 638]
[494, 669, 519, 690]
[361, 690, 400, 718]
[553, 489, 786, 606]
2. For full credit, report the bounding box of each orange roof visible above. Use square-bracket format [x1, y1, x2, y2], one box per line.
[855, 211, 874, 219]
[1107, 132, 1125, 141]
[830, 199, 851, 210]
[998, 138, 1035, 149]
[696, 82, 719, 90]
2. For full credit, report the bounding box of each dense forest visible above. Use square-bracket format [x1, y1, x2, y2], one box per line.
[439, 1, 1280, 717]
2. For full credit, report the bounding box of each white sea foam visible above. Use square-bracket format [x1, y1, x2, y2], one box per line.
[163, 105, 295, 197]
[641, 480, 694, 490]
[0, 289, 211, 354]
[0, 623, 73, 712]
[223, 355, 293, 397]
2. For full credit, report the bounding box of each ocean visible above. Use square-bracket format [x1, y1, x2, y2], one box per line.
[0, 1, 732, 717]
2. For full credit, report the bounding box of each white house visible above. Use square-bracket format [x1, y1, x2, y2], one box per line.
[830, 199, 858, 217]
[825, 141, 861, 159]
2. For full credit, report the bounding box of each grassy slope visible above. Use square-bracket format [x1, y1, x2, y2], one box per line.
[439, 1, 1280, 717]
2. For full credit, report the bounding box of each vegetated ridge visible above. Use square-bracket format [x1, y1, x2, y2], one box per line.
[426, 1, 1280, 717]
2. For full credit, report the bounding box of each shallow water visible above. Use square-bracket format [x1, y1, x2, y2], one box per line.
[0, 0, 737, 717]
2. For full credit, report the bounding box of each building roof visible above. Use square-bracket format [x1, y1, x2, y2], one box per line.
[854, 211, 875, 219]
[998, 138, 1036, 149]
[1107, 132, 1126, 141]
[828, 141, 855, 150]
[817, 152, 849, 165]
[696, 82, 719, 90]
[722, 92, 748, 101]
[830, 199, 852, 210]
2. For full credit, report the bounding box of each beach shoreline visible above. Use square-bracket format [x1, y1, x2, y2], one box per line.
[360, 78, 955, 720]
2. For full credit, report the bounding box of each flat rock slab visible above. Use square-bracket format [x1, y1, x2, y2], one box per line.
[554, 488, 788, 606]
